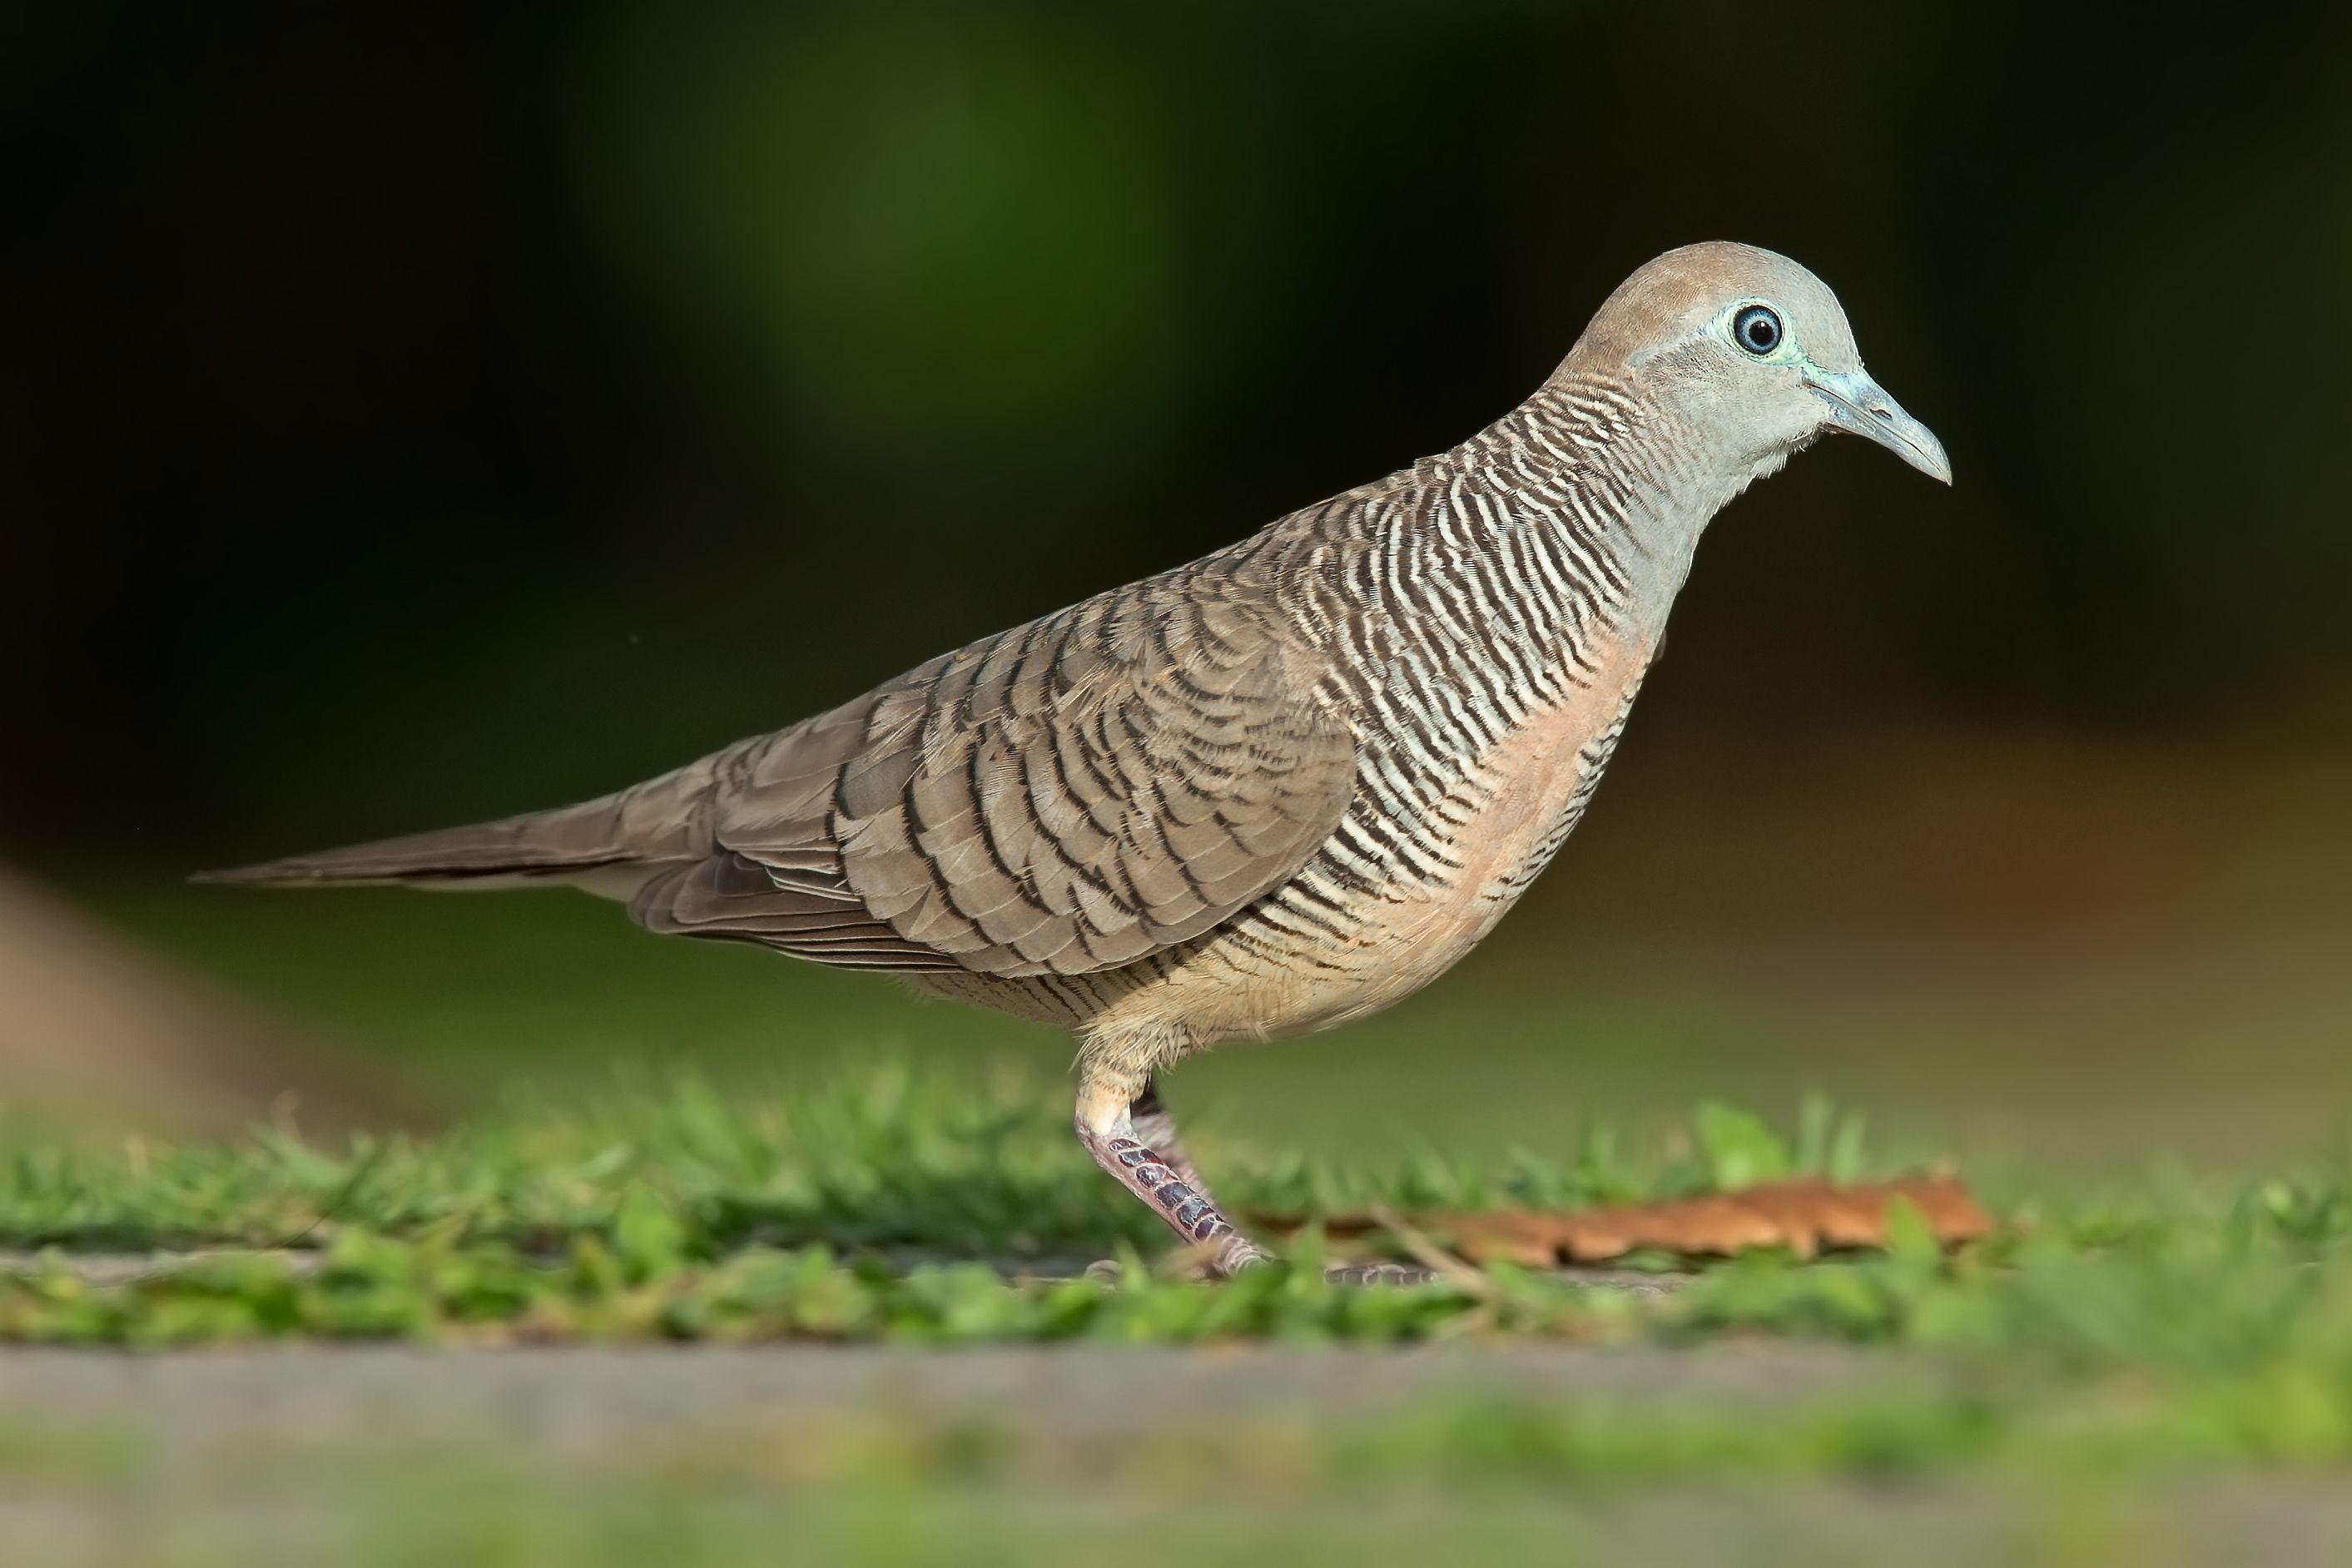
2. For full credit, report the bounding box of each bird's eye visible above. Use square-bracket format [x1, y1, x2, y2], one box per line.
[1733, 305, 1783, 356]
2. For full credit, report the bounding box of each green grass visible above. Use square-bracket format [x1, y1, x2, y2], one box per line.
[0, 1067, 1875, 1342]
[10, 1069, 2352, 1562]
[0, 1062, 1880, 1260]
[7, 1068, 2352, 1465]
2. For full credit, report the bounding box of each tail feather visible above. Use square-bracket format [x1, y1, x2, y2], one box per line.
[196, 755, 726, 890]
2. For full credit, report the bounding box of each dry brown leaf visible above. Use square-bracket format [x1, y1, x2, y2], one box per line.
[1271, 1176, 1992, 1267]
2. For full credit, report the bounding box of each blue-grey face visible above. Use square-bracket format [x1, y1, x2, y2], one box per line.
[1703, 290, 1952, 484]
[1593, 242, 1952, 487]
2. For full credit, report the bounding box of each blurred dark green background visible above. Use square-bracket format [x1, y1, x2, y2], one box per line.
[2, 4, 2347, 1165]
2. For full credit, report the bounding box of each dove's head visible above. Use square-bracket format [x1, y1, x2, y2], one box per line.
[1568, 241, 1951, 487]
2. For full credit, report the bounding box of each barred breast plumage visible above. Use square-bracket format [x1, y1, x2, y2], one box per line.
[208, 241, 1953, 1278]
[902, 378, 1680, 1063]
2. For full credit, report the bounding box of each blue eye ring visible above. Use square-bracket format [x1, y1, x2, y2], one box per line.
[1733, 305, 1783, 356]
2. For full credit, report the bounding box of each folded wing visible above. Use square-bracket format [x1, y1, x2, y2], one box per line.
[632, 576, 1358, 977]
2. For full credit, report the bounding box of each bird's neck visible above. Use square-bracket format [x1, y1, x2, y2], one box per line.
[1451, 371, 1749, 643]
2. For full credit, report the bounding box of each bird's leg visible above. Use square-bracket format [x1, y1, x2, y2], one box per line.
[1074, 1074, 1435, 1286]
[1076, 1074, 1267, 1278]
[1125, 1074, 1218, 1203]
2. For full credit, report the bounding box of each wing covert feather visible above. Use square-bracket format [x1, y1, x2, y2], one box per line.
[630, 578, 1358, 978]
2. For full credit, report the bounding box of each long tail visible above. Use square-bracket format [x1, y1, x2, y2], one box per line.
[195, 754, 725, 891]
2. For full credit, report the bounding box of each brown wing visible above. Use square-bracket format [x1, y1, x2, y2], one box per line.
[630, 575, 1358, 977]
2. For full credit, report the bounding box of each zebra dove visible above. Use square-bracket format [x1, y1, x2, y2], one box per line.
[208, 242, 1951, 1278]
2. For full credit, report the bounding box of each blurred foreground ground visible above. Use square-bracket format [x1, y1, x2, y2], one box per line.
[5, 1347, 2349, 1568]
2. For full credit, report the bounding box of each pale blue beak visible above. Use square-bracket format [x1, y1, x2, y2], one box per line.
[1804, 368, 1953, 484]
